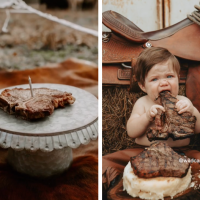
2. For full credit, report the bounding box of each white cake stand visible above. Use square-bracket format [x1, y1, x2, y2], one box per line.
[0, 83, 98, 177]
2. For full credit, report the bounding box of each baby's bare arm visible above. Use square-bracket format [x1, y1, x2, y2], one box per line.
[127, 99, 150, 138]
[127, 97, 165, 138]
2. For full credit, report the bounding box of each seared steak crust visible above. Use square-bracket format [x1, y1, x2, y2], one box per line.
[147, 91, 196, 141]
[130, 142, 190, 178]
[0, 88, 75, 120]
[15, 95, 55, 120]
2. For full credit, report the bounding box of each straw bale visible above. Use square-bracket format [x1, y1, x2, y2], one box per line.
[102, 86, 145, 156]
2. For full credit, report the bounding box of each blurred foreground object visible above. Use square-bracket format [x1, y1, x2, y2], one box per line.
[0, 154, 98, 200]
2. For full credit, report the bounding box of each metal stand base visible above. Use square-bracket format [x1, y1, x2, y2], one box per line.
[7, 147, 73, 178]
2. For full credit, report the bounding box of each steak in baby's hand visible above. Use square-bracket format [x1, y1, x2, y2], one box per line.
[130, 142, 190, 178]
[147, 91, 196, 141]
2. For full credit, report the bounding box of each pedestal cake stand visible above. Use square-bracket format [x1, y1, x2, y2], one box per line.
[0, 83, 98, 177]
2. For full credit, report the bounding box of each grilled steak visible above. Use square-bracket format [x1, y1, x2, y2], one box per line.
[147, 91, 196, 141]
[130, 142, 190, 178]
[15, 95, 55, 120]
[0, 88, 75, 120]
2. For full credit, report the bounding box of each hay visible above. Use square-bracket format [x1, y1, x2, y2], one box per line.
[102, 84, 200, 156]
[102, 86, 145, 155]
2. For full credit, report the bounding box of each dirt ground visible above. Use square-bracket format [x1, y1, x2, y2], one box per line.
[0, 4, 98, 70]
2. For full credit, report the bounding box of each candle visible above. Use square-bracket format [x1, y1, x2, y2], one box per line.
[28, 76, 34, 97]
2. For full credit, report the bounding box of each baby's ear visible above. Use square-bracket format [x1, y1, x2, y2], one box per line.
[138, 82, 147, 93]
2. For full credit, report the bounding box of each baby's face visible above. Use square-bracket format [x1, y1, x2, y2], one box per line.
[139, 59, 179, 104]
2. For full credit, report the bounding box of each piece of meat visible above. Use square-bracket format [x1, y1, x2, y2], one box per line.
[15, 95, 55, 120]
[0, 88, 31, 114]
[0, 87, 75, 120]
[154, 108, 164, 129]
[130, 142, 190, 178]
[147, 91, 196, 141]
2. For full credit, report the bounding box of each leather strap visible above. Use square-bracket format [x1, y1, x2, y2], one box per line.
[102, 65, 130, 85]
[186, 62, 200, 112]
[130, 58, 141, 92]
[103, 58, 188, 95]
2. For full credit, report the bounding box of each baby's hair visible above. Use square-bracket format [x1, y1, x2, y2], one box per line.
[134, 47, 180, 86]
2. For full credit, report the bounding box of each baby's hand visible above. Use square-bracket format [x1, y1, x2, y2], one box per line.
[176, 100, 194, 114]
[146, 105, 165, 121]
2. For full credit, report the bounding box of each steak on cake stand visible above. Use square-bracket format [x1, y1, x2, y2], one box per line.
[0, 83, 98, 178]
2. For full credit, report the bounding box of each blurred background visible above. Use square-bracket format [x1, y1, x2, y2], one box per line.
[0, 0, 98, 70]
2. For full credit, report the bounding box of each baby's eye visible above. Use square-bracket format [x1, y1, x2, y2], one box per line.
[167, 75, 173, 78]
[152, 78, 157, 81]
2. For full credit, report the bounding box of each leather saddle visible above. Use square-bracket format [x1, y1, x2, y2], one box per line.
[102, 10, 200, 111]
[103, 10, 200, 62]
